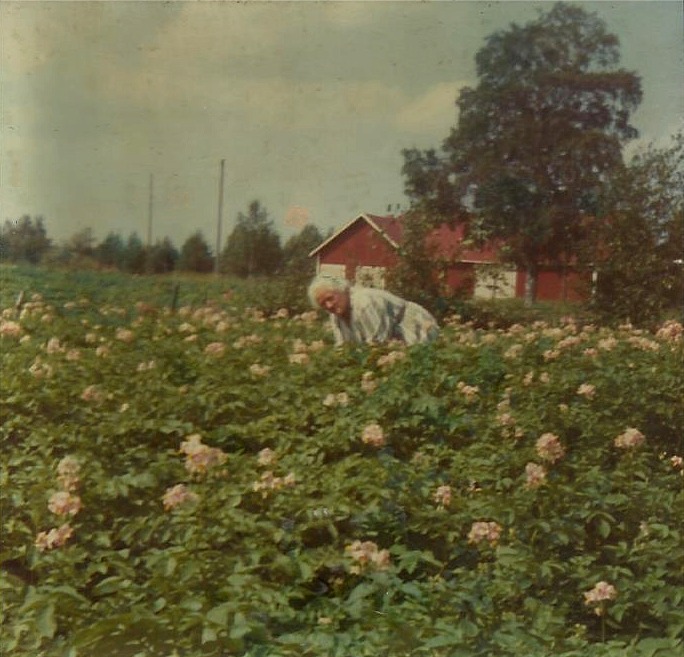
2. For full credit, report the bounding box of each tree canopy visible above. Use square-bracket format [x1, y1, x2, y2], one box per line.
[221, 201, 282, 277]
[402, 2, 642, 302]
[282, 224, 325, 277]
[584, 134, 684, 324]
[178, 231, 214, 273]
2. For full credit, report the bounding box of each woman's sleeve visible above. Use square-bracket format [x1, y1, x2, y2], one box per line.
[354, 294, 394, 343]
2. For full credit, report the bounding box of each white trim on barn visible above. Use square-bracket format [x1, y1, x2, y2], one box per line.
[308, 213, 399, 258]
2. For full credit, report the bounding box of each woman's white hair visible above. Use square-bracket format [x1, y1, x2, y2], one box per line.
[308, 274, 350, 308]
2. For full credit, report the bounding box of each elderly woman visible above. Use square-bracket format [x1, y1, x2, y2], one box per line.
[308, 275, 439, 346]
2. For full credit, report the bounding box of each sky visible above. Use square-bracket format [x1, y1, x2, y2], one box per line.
[1, 0, 682, 249]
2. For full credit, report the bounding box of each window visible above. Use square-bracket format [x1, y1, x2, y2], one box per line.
[355, 266, 386, 289]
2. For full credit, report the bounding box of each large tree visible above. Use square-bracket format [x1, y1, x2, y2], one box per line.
[95, 233, 126, 269]
[221, 200, 282, 277]
[282, 224, 324, 277]
[178, 231, 213, 273]
[403, 2, 642, 303]
[121, 233, 147, 274]
[146, 237, 179, 274]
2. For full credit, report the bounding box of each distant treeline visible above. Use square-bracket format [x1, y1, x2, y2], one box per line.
[0, 201, 326, 278]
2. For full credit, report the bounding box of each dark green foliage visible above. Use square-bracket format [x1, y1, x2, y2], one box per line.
[0, 215, 52, 264]
[385, 210, 455, 319]
[66, 228, 96, 259]
[146, 238, 180, 274]
[584, 135, 684, 325]
[121, 233, 147, 274]
[221, 200, 283, 277]
[178, 231, 214, 273]
[94, 233, 126, 269]
[282, 225, 324, 277]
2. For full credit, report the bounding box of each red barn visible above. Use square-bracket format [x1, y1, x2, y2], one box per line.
[309, 213, 588, 302]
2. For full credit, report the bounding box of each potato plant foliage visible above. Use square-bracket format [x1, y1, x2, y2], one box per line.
[1, 267, 682, 657]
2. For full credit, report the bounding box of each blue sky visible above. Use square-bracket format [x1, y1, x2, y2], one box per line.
[1, 1, 682, 248]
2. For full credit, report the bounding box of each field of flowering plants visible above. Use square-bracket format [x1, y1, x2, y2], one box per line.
[1, 265, 683, 657]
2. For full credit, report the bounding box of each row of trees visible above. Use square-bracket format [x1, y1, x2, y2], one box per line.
[399, 2, 682, 322]
[0, 201, 326, 279]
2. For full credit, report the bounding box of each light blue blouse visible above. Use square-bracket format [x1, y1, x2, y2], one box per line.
[330, 286, 439, 346]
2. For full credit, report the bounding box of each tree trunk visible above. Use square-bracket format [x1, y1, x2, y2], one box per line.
[524, 264, 537, 307]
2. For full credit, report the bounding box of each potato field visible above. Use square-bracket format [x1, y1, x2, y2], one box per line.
[1, 266, 682, 657]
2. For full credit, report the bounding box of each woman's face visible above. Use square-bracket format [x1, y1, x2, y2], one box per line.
[315, 287, 350, 318]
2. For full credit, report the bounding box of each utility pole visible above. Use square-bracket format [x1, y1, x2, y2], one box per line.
[215, 159, 225, 275]
[147, 173, 154, 247]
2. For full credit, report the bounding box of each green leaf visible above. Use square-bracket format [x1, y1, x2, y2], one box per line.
[206, 602, 231, 626]
[201, 625, 217, 644]
[229, 612, 251, 639]
[597, 517, 611, 539]
[36, 602, 56, 638]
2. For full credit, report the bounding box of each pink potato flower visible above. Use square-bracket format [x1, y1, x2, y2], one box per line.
[252, 470, 296, 497]
[433, 485, 453, 508]
[80, 384, 105, 403]
[257, 448, 277, 467]
[535, 433, 565, 463]
[204, 342, 226, 357]
[47, 491, 82, 517]
[468, 521, 502, 547]
[35, 524, 74, 552]
[56, 456, 81, 491]
[0, 319, 22, 338]
[614, 427, 645, 450]
[179, 434, 227, 475]
[577, 383, 596, 399]
[162, 484, 199, 511]
[361, 423, 385, 448]
[584, 581, 618, 616]
[115, 328, 135, 343]
[524, 462, 547, 489]
[345, 540, 391, 574]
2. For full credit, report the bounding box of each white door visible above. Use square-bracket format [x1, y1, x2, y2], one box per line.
[318, 263, 347, 279]
[355, 266, 386, 288]
[473, 265, 517, 299]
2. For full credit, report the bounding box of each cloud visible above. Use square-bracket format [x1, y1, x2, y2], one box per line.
[393, 82, 464, 135]
[321, 2, 379, 28]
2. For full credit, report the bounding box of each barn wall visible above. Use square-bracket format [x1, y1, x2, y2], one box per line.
[516, 268, 590, 302]
[314, 218, 591, 303]
[428, 223, 501, 263]
[443, 263, 476, 295]
[317, 221, 399, 283]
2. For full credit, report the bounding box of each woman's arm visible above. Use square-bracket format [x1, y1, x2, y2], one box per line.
[330, 316, 345, 346]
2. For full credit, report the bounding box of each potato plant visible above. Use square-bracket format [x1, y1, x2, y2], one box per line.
[1, 267, 682, 657]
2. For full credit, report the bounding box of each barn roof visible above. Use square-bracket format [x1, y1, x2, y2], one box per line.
[308, 211, 501, 264]
[308, 213, 403, 257]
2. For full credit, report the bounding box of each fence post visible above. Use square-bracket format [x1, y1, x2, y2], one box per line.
[15, 290, 26, 313]
[170, 283, 180, 313]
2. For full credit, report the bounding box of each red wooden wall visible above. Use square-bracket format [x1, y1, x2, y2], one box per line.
[317, 221, 399, 281]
